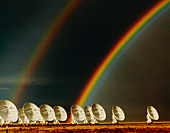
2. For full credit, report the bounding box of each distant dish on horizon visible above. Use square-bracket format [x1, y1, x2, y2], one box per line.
[91, 103, 106, 123]
[53, 105, 67, 124]
[112, 106, 125, 124]
[71, 104, 86, 124]
[0, 100, 18, 124]
[146, 106, 159, 124]
[23, 102, 45, 124]
[40, 104, 55, 123]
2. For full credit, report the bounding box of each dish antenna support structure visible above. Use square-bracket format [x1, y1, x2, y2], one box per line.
[0, 116, 4, 125]
[146, 106, 159, 124]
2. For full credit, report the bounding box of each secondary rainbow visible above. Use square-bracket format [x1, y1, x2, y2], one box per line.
[11, 0, 81, 104]
[75, 0, 169, 106]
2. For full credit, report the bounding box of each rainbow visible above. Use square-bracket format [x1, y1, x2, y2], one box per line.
[75, 0, 169, 106]
[11, 0, 81, 104]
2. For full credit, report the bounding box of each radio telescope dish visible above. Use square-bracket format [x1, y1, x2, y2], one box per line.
[53, 106, 67, 122]
[146, 106, 159, 123]
[40, 104, 55, 122]
[112, 106, 125, 124]
[91, 103, 106, 122]
[71, 105, 86, 124]
[84, 106, 96, 124]
[18, 108, 29, 124]
[23, 102, 43, 123]
[0, 100, 18, 123]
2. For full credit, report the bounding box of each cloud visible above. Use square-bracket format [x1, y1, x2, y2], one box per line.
[0, 76, 33, 85]
[0, 87, 11, 90]
[0, 76, 60, 87]
[0, 77, 19, 84]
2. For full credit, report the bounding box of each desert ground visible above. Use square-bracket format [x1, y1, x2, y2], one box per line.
[0, 122, 169, 133]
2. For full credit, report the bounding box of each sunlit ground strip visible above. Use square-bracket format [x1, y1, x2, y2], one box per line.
[0, 122, 169, 133]
[0, 121, 169, 125]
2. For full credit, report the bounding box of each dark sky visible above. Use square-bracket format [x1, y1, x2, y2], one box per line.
[0, 0, 169, 121]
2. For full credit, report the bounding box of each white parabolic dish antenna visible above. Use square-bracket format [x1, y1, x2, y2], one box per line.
[53, 106, 67, 121]
[0, 100, 18, 122]
[84, 106, 95, 121]
[18, 108, 29, 122]
[112, 106, 125, 121]
[23, 102, 42, 122]
[147, 106, 159, 120]
[91, 103, 106, 121]
[40, 104, 55, 121]
[71, 105, 85, 121]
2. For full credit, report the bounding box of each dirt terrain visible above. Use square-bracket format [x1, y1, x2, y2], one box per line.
[0, 122, 169, 133]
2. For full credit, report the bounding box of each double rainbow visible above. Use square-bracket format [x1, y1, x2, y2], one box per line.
[11, 0, 169, 107]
